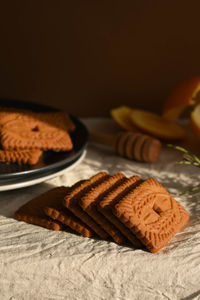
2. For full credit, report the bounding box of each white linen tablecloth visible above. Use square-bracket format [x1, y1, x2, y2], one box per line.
[0, 118, 200, 300]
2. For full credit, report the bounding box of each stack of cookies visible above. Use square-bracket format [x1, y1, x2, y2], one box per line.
[0, 107, 75, 165]
[15, 172, 189, 253]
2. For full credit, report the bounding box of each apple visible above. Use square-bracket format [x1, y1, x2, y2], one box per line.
[162, 76, 200, 121]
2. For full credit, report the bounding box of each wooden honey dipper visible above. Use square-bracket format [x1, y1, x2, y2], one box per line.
[89, 130, 162, 162]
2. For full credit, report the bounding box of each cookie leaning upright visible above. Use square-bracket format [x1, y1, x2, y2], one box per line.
[63, 172, 110, 239]
[79, 173, 128, 244]
[97, 175, 143, 248]
[113, 178, 189, 253]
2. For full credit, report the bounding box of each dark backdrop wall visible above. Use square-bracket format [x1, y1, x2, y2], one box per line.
[0, 1, 200, 117]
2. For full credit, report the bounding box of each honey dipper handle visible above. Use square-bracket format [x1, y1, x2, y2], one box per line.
[89, 130, 115, 147]
[89, 130, 162, 163]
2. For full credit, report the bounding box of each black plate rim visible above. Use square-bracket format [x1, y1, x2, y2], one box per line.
[0, 99, 88, 180]
[0, 150, 85, 186]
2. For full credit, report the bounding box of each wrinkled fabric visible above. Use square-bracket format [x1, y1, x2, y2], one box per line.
[0, 118, 200, 300]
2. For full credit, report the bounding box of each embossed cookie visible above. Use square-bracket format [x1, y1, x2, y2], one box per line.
[44, 195, 94, 238]
[1, 117, 73, 151]
[63, 172, 109, 239]
[14, 187, 69, 231]
[37, 112, 76, 132]
[79, 173, 127, 244]
[113, 178, 189, 253]
[0, 107, 35, 128]
[0, 108, 75, 132]
[0, 149, 42, 165]
[98, 176, 143, 248]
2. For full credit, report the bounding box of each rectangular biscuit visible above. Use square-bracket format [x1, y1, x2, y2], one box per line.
[0, 108, 75, 132]
[98, 176, 143, 248]
[0, 107, 33, 127]
[14, 187, 70, 231]
[79, 173, 128, 244]
[63, 172, 109, 239]
[0, 149, 43, 165]
[44, 197, 94, 238]
[113, 178, 190, 253]
[37, 111, 76, 132]
[1, 117, 73, 152]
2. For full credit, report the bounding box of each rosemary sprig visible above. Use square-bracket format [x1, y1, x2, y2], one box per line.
[167, 144, 200, 195]
[168, 144, 200, 166]
[180, 185, 200, 195]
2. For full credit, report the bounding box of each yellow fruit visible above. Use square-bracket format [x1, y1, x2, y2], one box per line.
[162, 76, 200, 121]
[190, 104, 200, 141]
[130, 109, 186, 140]
[110, 106, 137, 131]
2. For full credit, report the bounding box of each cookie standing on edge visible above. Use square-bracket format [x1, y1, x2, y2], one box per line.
[63, 172, 110, 239]
[98, 175, 143, 248]
[113, 178, 190, 253]
[79, 173, 127, 244]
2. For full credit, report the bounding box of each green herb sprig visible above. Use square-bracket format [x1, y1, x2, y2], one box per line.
[168, 144, 200, 195]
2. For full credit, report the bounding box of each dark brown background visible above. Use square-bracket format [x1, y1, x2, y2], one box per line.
[0, 1, 200, 117]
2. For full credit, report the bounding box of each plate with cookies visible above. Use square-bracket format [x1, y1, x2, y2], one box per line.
[0, 99, 88, 189]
